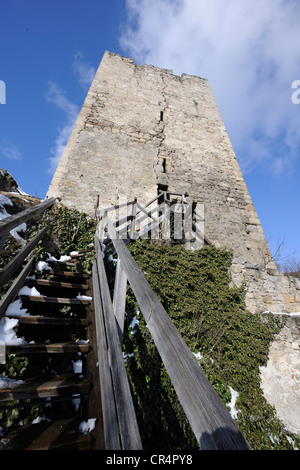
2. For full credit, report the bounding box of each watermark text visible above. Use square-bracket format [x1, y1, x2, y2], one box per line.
[0, 341, 6, 364]
[291, 80, 300, 105]
[0, 80, 6, 104]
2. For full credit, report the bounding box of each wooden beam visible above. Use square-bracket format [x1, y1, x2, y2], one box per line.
[113, 259, 127, 342]
[0, 224, 50, 288]
[95, 241, 142, 450]
[0, 256, 35, 320]
[130, 199, 137, 240]
[0, 198, 55, 238]
[92, 262, 121, 450]
[136, 203, 158, 222]
[98, 223, 251, 450]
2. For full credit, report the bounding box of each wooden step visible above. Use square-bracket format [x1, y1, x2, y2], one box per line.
[7, 315, 89, 326]
[19, 295, 91, 305]
[48, 260, 77, 268]
[0, 374, 90, 402]
[27, 278, 89, 291]
[48, 269, 90, 279]
[0, 418, 92, 450]
[6, 341, 90, 354]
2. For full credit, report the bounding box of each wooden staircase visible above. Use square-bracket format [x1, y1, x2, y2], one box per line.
[0, 254, 104, 450]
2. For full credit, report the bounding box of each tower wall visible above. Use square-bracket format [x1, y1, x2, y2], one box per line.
[47, 51, 300, 313]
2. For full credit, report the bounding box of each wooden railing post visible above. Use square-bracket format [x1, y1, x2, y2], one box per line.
[130, 198, 137, 240]
[113, 259, 127, 342]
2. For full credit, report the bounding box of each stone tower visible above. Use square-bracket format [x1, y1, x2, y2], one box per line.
[47, 51, 300, 314]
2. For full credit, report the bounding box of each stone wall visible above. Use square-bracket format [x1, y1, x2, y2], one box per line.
[260, 314, 300, 435]
[230, 256, 300, 314]
[47, 51, 300, 314]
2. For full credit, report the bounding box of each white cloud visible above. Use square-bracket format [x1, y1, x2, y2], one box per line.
[120, 0, 300, 176]
[73, 53, 96, 89]
[46, 54, 96, 175]
[46, 82, 79, 174]
[0, 139, 21, 160]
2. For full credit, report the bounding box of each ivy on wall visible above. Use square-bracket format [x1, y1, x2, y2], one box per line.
[116, 240, 300, 450]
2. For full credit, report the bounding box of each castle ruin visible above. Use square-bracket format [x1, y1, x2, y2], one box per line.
[47, 51, 300, 316]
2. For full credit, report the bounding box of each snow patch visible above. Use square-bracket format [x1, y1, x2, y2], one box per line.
[0, 376, 24, 389]
[79, 418, 96, 434]
[32, 416, 51, 424]
[193, 351, 204, 361]
[5, 298, 29, 317]
[0, 317, 26, 345]
[76, 295, 92, 301]
[18, 286, 42, 297]
[36, 261, 51, 272]
[263, 311, 300, 316]
[130, 316, 139, 329]
[47, 254, 71, 262]
[227, 387, 239, 419]
[72, 359, 83, 374]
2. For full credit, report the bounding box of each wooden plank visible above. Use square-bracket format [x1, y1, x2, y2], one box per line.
[136, 202, 158, 222]
[130, 199, 137, 239]
[0, 197, 55, 238]
[19, 295, 91, 305]
[95, 244, 142, 450]
[0, 256, 35, 320]
[136, 205, 173, 239]
[8, 316, 89, 326]
[47, 260, 77, 268]
[6, 342, 90, 354]
[0, 224, 50, 288]
[98, 224, 251, 450]
[92, 262, 121, 450]
[113, 215, 133, 228]
[24, 418, 92, 450]
[0, 374, 90, 402]
[48, 270, 89, 279]
[85, 275, 105, 450]
[1, 418, 92, 450]
[0, 232, 9, 251]
[143, 193, 163, 208]
[27, 278, 89, 290]
[113, 259, 127, 341]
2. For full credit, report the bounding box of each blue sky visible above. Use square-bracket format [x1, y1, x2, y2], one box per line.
[1, 0, 300, 264]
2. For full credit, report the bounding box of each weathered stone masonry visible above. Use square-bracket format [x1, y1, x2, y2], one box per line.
[47, 51, 300, 315]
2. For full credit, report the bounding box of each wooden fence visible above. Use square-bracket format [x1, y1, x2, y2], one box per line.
[93, 195, 251, 450]
[96, 191, 211, 247]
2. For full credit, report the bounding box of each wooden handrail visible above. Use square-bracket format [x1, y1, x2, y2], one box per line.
[95, 216, 251, 450]
[0, 197, 55, 238]
[0, 256, 35, 319]
[92, 263, 122, 449]
[0, 225, 51, 288]
[93, 240, 142, 450]
[0, 197, 56, 296]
